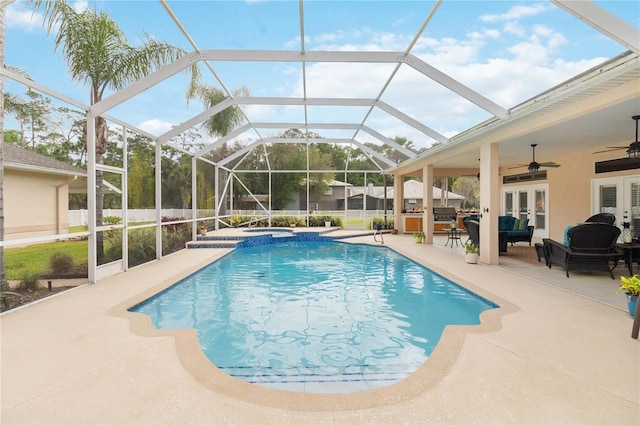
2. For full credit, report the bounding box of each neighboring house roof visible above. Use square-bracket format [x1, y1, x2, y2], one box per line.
[238, 194, 269, 202]
[392, 179, 464, 200]
[3, 142, 86, 176]
[351, 179, 464, 200]
[327, 179, 353, 187]
[3, 143, 121, 194]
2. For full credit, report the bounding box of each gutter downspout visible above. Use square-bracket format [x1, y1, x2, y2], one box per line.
[56, 176, 78, 235]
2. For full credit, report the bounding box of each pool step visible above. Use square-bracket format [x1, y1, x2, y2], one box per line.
[186, 238, 243, 249]
[186, 228, 380, 249]
[218, 363, 418, 393]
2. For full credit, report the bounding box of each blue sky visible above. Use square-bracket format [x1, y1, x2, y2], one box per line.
[4, 0, 639, 150]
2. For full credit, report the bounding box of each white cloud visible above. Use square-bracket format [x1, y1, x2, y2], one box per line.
[72, 0, 89, 13]
[138, 119, 174, 136]
[298, 62, 395, 99]
[480, 3, 550, 23]
[250, 2, 612, 147]
[483, 29, 501, 39]
[307, 28, 411, 52]
[503, 21, 527, 37]
[5, 3, 42, 31]
[6, 1, 88, 32]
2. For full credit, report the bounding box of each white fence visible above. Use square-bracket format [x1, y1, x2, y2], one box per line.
[68, 209, 394, 229]
[68, 209, 205, 226]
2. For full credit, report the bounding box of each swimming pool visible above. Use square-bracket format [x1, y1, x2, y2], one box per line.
[131, 240, 497, 393]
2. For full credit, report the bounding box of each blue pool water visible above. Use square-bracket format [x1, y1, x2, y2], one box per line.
[131, 240, 497, 393]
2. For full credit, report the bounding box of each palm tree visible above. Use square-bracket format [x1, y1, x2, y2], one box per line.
[188, 84, 247, 216]
[189, 85, 248, 138]
[29, 0, 200, 263]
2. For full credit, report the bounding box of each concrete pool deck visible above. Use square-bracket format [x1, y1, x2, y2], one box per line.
[1, 230, 639, 425]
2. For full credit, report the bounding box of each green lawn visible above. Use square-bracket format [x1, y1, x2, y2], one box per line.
[4, 240, 88, 280]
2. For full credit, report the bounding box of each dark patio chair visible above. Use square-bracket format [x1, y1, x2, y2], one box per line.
[464, 219, 480, 248]
[462, 219, 508, 253]
[543, 223, 621, 278]
[585, 212, 616, 225]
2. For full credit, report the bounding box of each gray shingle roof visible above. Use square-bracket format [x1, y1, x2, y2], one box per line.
[3, 142, 86, 175]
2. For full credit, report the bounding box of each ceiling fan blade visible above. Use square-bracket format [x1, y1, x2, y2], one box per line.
[593, 146, 628, 154]
[508, 164, 529, 169]
[594, 116, 640, 155]
[539, 162, 560, 167]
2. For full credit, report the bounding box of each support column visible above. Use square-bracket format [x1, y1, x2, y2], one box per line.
[393, 175, 404, 233]
[479, 142, 500, 265]
[155, 139, 162, 259]
[192, 156, 198, 237]
[122, 127, 129, 270]
[423, 165, 434, 244]
[86, 113, 97, 284]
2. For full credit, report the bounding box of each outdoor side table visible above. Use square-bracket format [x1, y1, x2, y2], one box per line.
[445, 228, 462, 247]
[615, 242, 640, 275]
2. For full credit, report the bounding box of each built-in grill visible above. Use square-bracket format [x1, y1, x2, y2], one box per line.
[433, 207, 457, 223]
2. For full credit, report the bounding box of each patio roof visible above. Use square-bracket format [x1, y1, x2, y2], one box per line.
[2, 0, 639, 172]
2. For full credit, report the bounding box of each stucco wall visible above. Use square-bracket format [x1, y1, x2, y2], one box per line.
[4, 169, 71, 240]
[501, 146, 640, 241]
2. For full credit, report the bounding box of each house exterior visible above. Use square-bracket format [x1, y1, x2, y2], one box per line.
[344, 179, 465, 211]
[383, 179, 465, 211]
[294, 179, 465, 211]
[297, 180, 353, 211]
[3, 143, 86, 240]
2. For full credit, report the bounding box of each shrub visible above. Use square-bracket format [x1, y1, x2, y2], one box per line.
[102, 229, 123, 265]
[18, 271, 41, 292]
[49, 253, 74, 274]
[103, 216, 122, 225]
[271, 216, 297, 227]
[309, 215, 332, 227]
[128, 228, 157, 268]
[372, 217, 394, 230]
[163, 223, 192, 256]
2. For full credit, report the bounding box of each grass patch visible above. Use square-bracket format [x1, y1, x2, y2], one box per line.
[5, 240, 88, 280]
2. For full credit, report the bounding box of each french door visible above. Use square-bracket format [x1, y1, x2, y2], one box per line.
[592, 175, 640, 237]
[502, 184, 549, 238]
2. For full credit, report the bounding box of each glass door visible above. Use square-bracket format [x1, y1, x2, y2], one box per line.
[534, 188, 547, 233]
[504, 192, 514, 217]
[518, 191, 529, 222]
[502, 184, 549, 238]
[624, 176, 640, 239]
[592, 175, 640, 239]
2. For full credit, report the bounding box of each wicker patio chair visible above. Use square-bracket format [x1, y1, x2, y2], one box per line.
[585, 212, 616, 225]
[543, 223, 621, 278]
[464, 219, 480, 248]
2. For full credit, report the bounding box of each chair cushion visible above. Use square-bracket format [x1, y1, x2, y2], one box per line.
[563, 223, 590, 245]
[513, 218, 529, 231]
[498, 216, 516, 231]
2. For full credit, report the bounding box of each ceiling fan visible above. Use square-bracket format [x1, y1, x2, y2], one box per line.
[509, 143, 560, 173]
[593, 115, 640, 158]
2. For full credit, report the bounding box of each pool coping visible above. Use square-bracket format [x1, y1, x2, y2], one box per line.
[109, 238, 517, 412]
